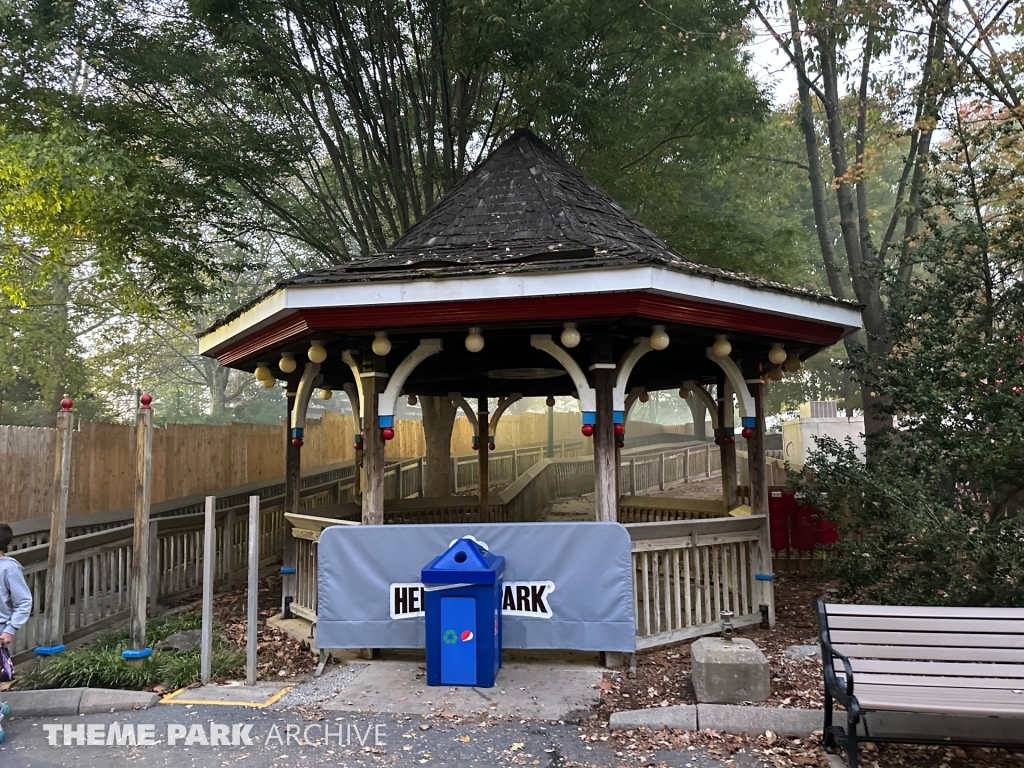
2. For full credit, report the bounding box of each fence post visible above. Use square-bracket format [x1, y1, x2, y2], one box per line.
[705, 446, 711, 478]
[124, 394, 154, 665]
[683, 447, 690, 483]
[659, 453, 665, 491]
[40, 397, 74, 654]
[246, 495, 260, 686]
[201, 495, 216, 684]
[418, 456, 425, 497]
[630, 458, 637, 495]
[147, 519, 159, 617]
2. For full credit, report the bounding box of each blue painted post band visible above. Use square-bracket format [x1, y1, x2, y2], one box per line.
[378, 415, 394, 428]
[34, 645, 65, 656]
[488, 436, 495, 443]
[280, 567, 297, 574]
[121, 648, 153, 660]
[741, 416, 756, 429]
[613, 410, 624, 424]
[582, 412, 597, 425]
[723, 427, 735, 437]
[472, 435, 478, 444]
[755, 573, 775, 581]
[290, 427, 304, 438]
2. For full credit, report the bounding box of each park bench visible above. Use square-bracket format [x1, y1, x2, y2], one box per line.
[817, 600, 1024, 767]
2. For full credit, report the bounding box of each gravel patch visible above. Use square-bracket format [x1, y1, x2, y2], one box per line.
[271, 661, 369, 710]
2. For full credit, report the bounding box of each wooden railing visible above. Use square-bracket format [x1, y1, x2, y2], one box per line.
[627, 515, 771, 649]
[619, 443, 721, 495]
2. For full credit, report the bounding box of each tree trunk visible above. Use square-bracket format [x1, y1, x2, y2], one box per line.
[420, 395, 455, 497]
[686, 394, 707, 440]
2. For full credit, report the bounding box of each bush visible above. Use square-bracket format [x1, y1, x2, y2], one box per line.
[15, 612, 244, 691]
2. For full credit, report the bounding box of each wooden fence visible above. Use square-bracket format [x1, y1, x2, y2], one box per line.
[0, 410, 594, 524]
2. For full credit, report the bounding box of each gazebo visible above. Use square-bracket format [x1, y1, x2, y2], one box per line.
[199, 129, 862, 629]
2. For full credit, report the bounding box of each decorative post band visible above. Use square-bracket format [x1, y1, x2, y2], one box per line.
[741, 416, 756, 429]
[377, 415, 394, 429]
[613, 410, 624, 424]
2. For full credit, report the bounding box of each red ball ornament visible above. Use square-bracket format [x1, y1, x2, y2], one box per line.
[472, 442, 479, 451]
[60, 398, 73, 412]
[714, 436, 722, 446]
[726, 436, 735, 445]
[381, 427, 395, 441]
[291, 437, 304, 447]
[616, 439, 625, 448]
[581, 424, 595, 437]
[741, 427, 754, 440]
[354, 442, 362, 451]
[488, 443, 496, 451]
[614, 423, 624, 436]
[140, 393, 153, 409]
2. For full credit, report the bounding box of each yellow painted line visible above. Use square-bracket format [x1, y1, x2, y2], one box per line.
[159, 686, 293, 708]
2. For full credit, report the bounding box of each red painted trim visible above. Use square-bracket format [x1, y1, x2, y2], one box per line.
[215, 291, 847, 365]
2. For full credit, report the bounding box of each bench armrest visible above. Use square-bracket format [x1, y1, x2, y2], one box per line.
[817, 599, 854, 698]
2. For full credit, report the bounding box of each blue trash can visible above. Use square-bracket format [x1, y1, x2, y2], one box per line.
[421, 538, 505, 688]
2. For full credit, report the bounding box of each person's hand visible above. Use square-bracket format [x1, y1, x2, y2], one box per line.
[0, 632, 13, 647]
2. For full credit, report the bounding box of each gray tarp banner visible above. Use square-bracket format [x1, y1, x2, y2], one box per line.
[316, 522, 636, 652]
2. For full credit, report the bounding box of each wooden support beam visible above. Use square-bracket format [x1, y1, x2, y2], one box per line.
[592, 365, 617, 522]
[746, 377, 775, 628]
[42, 400, 73, 650]
[201, 495, 215, 684]
[282, 389, 299, 617]
[246, 495, 260, 686]
[478, 397, 489, 517]
[361, 353, 386, 525]
[717, 377, 739, 510]
[127, 396, 154, 656]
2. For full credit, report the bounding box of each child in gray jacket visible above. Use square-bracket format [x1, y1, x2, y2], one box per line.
[0, 523, 33, 743]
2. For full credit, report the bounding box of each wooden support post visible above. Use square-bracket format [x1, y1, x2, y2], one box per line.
[246, 495, 260, 686]
[717, 377, 739, 510]
[147, 519, 159, 618]
[42, 398, 74, 651]
[201, 495, 215, 684]
[282, 389, 299, 617]
[592, 365, 617, 522]
[659, 452, 666, 491]
[746, 377, 775, 627]
[361, 352, 386, 525]
[478, 397, 489, 516]
[126, 394, 153, 658]
[546, 402, 554, 459]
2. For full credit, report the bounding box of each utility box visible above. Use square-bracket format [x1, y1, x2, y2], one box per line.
[421, 538, 505, 688]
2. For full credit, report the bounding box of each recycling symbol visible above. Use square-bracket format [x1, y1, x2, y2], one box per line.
[442, 629, 457, 645]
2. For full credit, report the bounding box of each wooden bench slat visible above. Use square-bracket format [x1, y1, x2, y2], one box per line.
[828, 615, 1024, 633]
[825, 604, 1024, 620]
[840, 673, 1024, 690]
[833, 644, 1024, 663]
[850, 658, 1024, 679]
[831, 630, 1024, 649]
[854, 683, 1024, 717]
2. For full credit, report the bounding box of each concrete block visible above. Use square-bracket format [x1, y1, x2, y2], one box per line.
[609, 704, 697, 731]
[691, 637, 770, 704]
[698, 704, 822, 737]
[602, 652, 625, 669]
[862, 711, 1024, 744]
[79, 689, 160, 714]
[2, 688, 85, 717]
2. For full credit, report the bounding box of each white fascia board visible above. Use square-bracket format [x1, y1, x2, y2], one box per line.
[201, 265, 862, 357]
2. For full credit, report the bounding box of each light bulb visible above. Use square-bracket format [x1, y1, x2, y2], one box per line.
[768, 366, 784, 381]
[560, 322, 580, 348]
[649, 325, 670, 351]
[319, 387, 333, 400]
[711, 335, 732, 357]
[407, 394, 418, 406]
[465, 327, 484, 353]
[546, 396, 555, 408]
[768, 343, 787, 365]
[784, 352, 802, 373]
[371, 331, 391, 357]
[254, 364, 272, 381]
[678, 387, 691, 399]
[308, 341, 327, 364]
[260, 377, 277, 389]
[278, 353, 297, 374]
[639, 392, 650, 403]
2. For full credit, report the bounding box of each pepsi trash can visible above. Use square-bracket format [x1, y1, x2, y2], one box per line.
[421, 538, 505, 688]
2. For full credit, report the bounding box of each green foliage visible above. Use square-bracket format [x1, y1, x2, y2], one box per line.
[15, 612, 244, 691]
[795, 120, 1024, 606]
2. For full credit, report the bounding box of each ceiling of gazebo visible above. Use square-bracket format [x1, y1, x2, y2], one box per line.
[199, 129, 862, 396]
